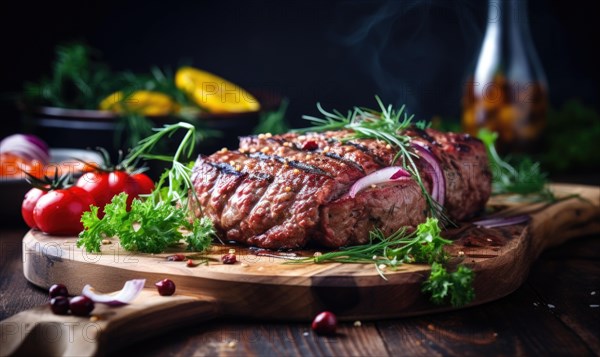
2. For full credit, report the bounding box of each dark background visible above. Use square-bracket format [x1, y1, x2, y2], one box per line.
[0, 0, 597, 138]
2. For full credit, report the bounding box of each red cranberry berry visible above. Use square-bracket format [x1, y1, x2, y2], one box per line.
[186, 259, 200, 267]
[167, 254, 186, 262]
[311, 311, 338, 336]
[155, 279, 176, 296]
[69, 296, 95, 316]
[302, 140, 318, 151]
[221, 253, 237, 264]
[50, 296, 70, 315]
[49, 284, 69, 298]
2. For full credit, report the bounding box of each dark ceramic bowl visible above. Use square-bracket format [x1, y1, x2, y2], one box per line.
[23, 90, 282, 158]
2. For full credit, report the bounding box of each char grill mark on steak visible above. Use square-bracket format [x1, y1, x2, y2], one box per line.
[408, 127, 438, 145]
[240, 133, 380, 178]
[342, 140, 388, 166]
[204, 150, 338, 249]
[248, 152, 332, 177]
[323, 152, 365, 174]
[243, 139, 367, 199]
[191, 157, 243, 232]
[206, 162, 244, 176]
[258, 135, 367, 174]
[262, 136, 367, 175]
[240, 133, 383, 175]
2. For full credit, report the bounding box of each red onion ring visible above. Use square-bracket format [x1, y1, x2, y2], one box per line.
[82, 279, 146, 306]
[0, 134, 50, 164]
[472, 214, 530, 228]
[411, 142, 445, 206]
[348, 166, 410, 198]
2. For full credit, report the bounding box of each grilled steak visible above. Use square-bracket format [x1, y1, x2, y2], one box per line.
[191, 128, 491, 249]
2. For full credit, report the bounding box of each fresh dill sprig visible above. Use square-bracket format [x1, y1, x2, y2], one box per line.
[296, 96, 448, 221]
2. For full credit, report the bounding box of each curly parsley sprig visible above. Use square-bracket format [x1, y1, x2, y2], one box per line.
[422, 262, 475, 307]
[77, 122, 216, 253]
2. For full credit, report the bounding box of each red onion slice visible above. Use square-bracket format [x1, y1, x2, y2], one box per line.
[0, 134, 50, 164]
[82, 279, 146, 306]
[472, 214, 530, 228]
[411, 142, 445, 206]
[348, 167, 410, 198]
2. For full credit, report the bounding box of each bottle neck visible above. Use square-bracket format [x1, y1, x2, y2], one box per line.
[487, 0, 528, 31]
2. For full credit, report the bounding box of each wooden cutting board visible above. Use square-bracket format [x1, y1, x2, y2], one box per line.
[2, 183, 599, 356]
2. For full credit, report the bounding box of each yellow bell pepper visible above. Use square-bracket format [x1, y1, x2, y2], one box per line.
[175, 66, 260, 113]
[99, 90, 177, 116]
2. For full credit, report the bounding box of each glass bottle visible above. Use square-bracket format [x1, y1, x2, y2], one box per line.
[462, 0, 548, 153]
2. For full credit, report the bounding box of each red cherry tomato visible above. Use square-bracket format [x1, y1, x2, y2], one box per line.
[21, 188, 47, 229]
[107, 171, 154, 208]
[76, 171, 112, 209]
[33, 186, 95, 235]
[76, 170, 154, 211]
[132, 173, 155, 195]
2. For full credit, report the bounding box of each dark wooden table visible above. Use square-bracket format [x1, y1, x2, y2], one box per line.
[1, 227, 598, 356]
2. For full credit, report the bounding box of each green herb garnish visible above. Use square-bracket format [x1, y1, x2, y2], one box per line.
[77, 122, 216, 253]
[477, 128, 554, 200]
[254, 98, 289, 135]
[78, 194, 214, 253]
[542, 100, 600, 172]
[297, 218, 451, 277]
[296, 96, 446, 221]
[422, 262, 475, 307]
[24, 43, 121, 109]
[293, 217, 475, 307]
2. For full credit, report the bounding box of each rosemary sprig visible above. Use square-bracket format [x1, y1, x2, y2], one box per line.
[296, 96, 447, 221]
[296, 218, 451, 279]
